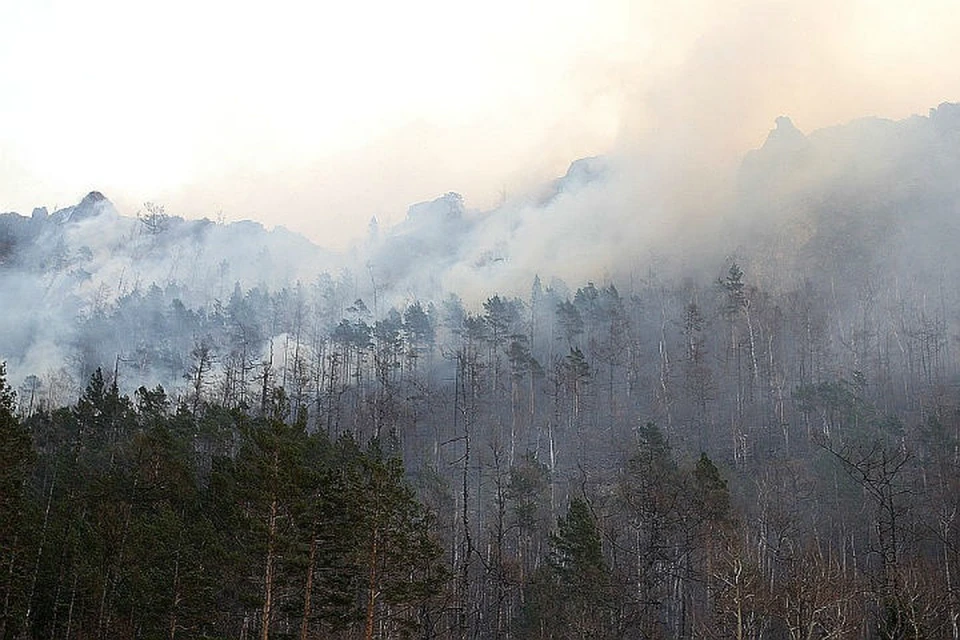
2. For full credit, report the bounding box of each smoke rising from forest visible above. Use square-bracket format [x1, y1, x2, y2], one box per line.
[8, 4, 960, 636]
[8, 102, 960, 636]
[3, 100, 960, 404]
[352, 0, 960, 302]
[4, 0, 960, 394]
[4, 0, 960, 247]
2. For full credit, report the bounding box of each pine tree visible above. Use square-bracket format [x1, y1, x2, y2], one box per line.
[519, 497, 613, 638]
[0, 363, 35, 639]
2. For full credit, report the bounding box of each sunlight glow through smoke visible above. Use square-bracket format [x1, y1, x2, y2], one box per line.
[1, 0, 959, 247]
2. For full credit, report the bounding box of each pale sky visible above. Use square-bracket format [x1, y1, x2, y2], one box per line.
[2, 0, 959, 247]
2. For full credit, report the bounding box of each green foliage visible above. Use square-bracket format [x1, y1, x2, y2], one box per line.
[0, 362, 32, 524]
[403, 300, 435, 348]
[796, 374, 904, 448]
[693, 452, 731, 526]
[720, 261, 747, 317]
[507, 453, 550, 531]
[564, 346, 590, 382]
[549, 497, 605, 587]
[0, 365, 447, 640]
[556, 300, 584, 345]
[518, 497, 615, 638]
[0, 363, 35, 639]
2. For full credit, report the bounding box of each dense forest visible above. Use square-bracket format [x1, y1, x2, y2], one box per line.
[4, 258, 960, 638]
[4, 105, 960, 638]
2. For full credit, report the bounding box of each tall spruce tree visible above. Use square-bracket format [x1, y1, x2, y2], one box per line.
[0, 363, 34, 639]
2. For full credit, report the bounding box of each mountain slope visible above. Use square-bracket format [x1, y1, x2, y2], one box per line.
[3, 102, 960, 393]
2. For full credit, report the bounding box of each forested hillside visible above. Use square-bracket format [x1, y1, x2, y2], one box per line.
[4, 105, 960, 638]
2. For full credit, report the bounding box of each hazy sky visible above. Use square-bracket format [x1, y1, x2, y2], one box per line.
[2, 0, 959, 247]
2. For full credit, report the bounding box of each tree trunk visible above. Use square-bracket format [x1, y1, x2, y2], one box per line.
[168, 524, 183, 640]
[300, 534, 317, 640]
[0, 535, 14, 640]
[364, 531, 379, 640]
[261, 493, 278, 640]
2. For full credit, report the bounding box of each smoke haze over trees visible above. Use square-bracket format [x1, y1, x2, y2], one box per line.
[4, 103, 960, 637]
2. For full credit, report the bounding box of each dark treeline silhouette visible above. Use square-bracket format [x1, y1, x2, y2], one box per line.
[4, 249, 960, 638]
